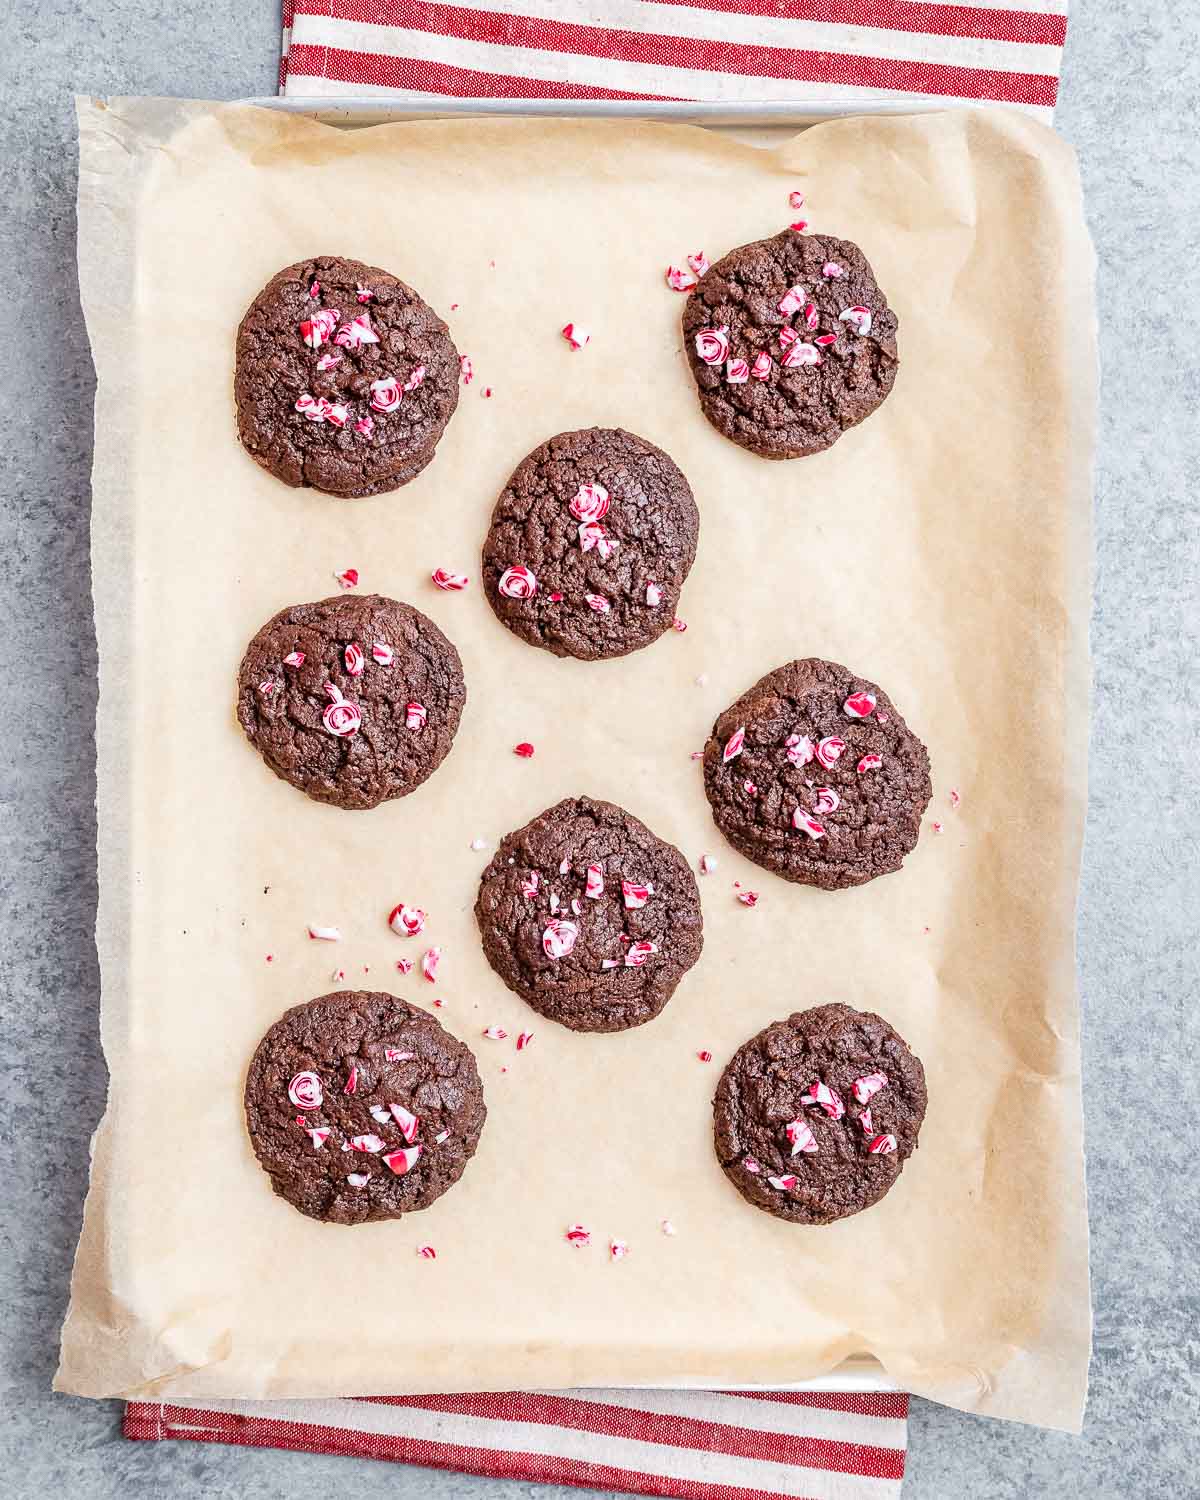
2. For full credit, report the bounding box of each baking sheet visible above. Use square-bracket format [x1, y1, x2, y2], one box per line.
[58, 96, 1094, 1430]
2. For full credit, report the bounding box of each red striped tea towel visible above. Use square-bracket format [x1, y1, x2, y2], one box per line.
[279, 0, 1068, 120]
[126, 1387, 909, 1496]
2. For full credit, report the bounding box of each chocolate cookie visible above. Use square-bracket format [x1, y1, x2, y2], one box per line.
[475, 796, 703, 1031]
[703, 659, 931, 889]
[480, 428, 699, 660]
[682, 229, 898, 460]
[714, 1003, 927, 1225]
[245, 991, 486, 1225]
[235, 255, 460, 497]
[237, 593, 466, 810]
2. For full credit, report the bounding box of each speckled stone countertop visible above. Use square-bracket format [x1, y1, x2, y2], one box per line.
[1, 1, 1196, 1495]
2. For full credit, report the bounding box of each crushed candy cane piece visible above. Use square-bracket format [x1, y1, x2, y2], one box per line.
[723, 726, 746, 763]
[823, 262, 845, 278]
[561, 858, 571, 875]
[697, 1050, 713, 1063]
[331, 966, 346, 982]
[609, 1239, 630, 1261]
[316, 352, 341, 372]
[700, 853, 718, 875]
[295, 392, 325, 422]
[803, 302, 819, 331]
[561, 322, 590, 350]
[792, 807, 826, 840]
[585, 864, 604, 899]
[389, 904, 426, 938]
[625, 939, 658, 967]
[321, 685, 361, 738]
[857, 753, 883, 773]
[520, 870, 541, 900]
[334, 313, 379, 350]
[816, 735, 846, 769]
[570, 482, 610, 523]
[482, 1026, 508, 1040]
[471, 837, 490, 851]
[782, 340, 822, 369]
[369, 376, 402, 412]
[459, 354, 474, 384]
[258, 680, 275, 695]
[343, 642, 365, 676]
[789, 190, 805, 209]
[814, 332, 838, 347]
[434, 1129, 450, 1144]
[309, 281, 321, 298]
[854, 1072, 888, 1105]
[844, 691, 877, 718]
[324, 401, 349, 429]
[370, 1104, 392, 1124]
[778, 285, 806, 315]
[813, 787, 840, 815]
[416, 1244, 437, 1259]
[343, 1064, 358, 1094]
[867, 1133, 898, 1155]
[672, 616, 687, 632]
[283, 651, 305, 668]
[565, 1224, 591, 1247]
[687, 251, 709, 275]
[933, 819, 944, 833]
[786, 733, 815, 766]
[307, 925, 342, 942]
[803, 1081, 845, 1120]
[751, 351, 773, 379]
[356, 283, 373, 303]
[744, 1157, 761, 1174]
[288, 1072, 324, 1110]
[514, 741, 535, 758]
[406, 702, 427, 731]
[300, 308, 339, 348]
[346, 1172, 370, 1188]
[666, 264, 699, 291]
[389, 1103, 420, 1142]
[421, 947, 441, 983]
[694, 326, 730, 365]
[787, 1119, 819, 1155]
[645, 582, 663, 607]
[743, 780, 758, 797]
[349, 1133, 385, 1154]
[736, 890, 760, 907]
[385, 1047, 416, 1062]
[790, 220, 809, 232]
[950, 788, 962, 807]
[725, 358, 750, 384]
[498, 564, 537, 599]
[543, 920, 579, 959]
[395, 957, 413, 975]
[383, 1145, 423, 1174]
[584, 593, 610, 613]
[516, 1031, 534, 1051]
[307, 1128, 330, 1149]
[768, 1174, 799, 1191]
[840, 305, 873, 336]
[622, 879, 652, 910]
[431, 568, 469, 591]
[578, 520, 617, 559]
[778, 326, 798, 353]
[372, 641, 393, 665]
[355, 414, 374, 435]
[601, 959, 620, 970]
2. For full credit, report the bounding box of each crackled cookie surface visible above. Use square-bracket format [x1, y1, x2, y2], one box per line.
[714, 1003, 927, 1225]
[703, 658, 931, 889]
[237, 593, 465, 810]
[235, 255, 460, 497]
[481, 428, 699, 660]
[682, 230, 898, 459]
[475, 796, 703, 1031]
[245, 991, 486, 1225]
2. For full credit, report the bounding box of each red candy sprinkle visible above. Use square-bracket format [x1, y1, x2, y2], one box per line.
[498, 565, 538, 599]
[694, 326, 730, 366]
[513, 741, 535, 758]
[383, 1144, 422, 1175]
[723, 726, 746, 763]
[561, 322, 590, 350]
[857, 753, 883, 773]
[844, 691, 877, 718]
[421, 947, 441, 983]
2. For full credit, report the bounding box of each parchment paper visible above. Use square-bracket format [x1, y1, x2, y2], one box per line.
[58, 97, 1095, 1430]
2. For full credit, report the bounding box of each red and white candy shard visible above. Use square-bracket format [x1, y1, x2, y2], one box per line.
[383, 1144, 423, 1175]
[622, 879, 652, 909]
[335, 566, 359, 590]
[813, 787, 840, 816]
[804, 1081, 845, 1120]
[346, 1173, 370, 1188]
[543, 919, 579, 959]
[723, 726, 746, 763]
[867, 1134, 898, 1155]
[421, 947, 441, 983]
[789, 190, 805, 209]
[316, 353, 341, 372]
[743, 1157, 762, 1174]
[300, 308, 339, 348]
[950, 788, 962, 808]
[372, 642, 393, 666]
[388, 903, 426, 938]
[853, 1072, 888, 1105]
[258, 680, 274, 695]
[416, 1244, 436, 1259]
[585, 593, 610, 614]
[350, 1134, 385, 1154]
[737, 890, 760, 907]
[932, 820, 944, 834]
[610, 1239, 630, 1261]
[672, 616, 687, 632]
[355, 415, 374, 436]
[520, 870, 540, 900]
[751, 352, 773, 380]
[431, 568, 468, 593]
[565, 1224, 591, 1247]
[384, 1047, 415, 1062]
[334, 313, 379, 350]
[344, 1064, 358, 1095]
[844, 690, 877, 718]
[369, 376, 402, 412]
[645, 582, 663, 606]
[786, 1119, 819, 1155]
[840, 305, 873, 336]
[687, 251, 709, 275]
[857, 753, 883, 773]
[782, 340, 821, 369]
[498, 564, 537, 599]
[403, 365, 427, 394]
[343, 642, 365, 676]
[406, 702, 427, 731]
[434, 1129, 449, 1144]
[778, 285, 806, 315]
[331, 966, 347, 982]
[725, 358, 750, 384]
[814, 333, 838, 347]
[283, 651, 305, 667]
[295, 392, 324, 422]
[459, 354, 474, 384]
[700, 853, 718, 874]
[822, 262, 845, 278]
[321, 686, 361, 738]
[570, 482, 610, 523]
[307, 925, 341, 942]
[697, 1050, 713, 1063]
[326, 400, 349, 428]
[743, 780, 758, 797]
[514, 742, 535, 758]
[578, 521, 615, 558]
[792, 808, 826, 840]
[786, 733, 815, 766]
[388, 1103, 420, 1142]
[309, 281, 320, 297]
[559, 858, 571, 874]
[395, 957, 413, 975]
[307, 1128, 330, 1149]
[288, 1071, 324, 1110]
[585, 864, 604, 899]
[778, 326, 798, 354]
[803, 302, 819, 331]
[859, 1108, 874, 1135]
[482, 1026, 508, 1041]
[816, 735, 846, 769]
[768, 1174, 799, 1192]
[625, 939, 657, 967]
[516, 1031, 534, 1051]
[356, 284, 373, 303]
[370, 1104, 392, 1125]
[561, 323, 590, 350]
[666, 264, 699, 291]
[694, 326, 730, 365]
[790, 220, 808, 232]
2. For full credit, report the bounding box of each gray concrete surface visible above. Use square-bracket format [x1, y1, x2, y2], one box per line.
[1, 2, 1197, 1496]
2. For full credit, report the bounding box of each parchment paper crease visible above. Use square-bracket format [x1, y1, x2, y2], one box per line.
[58, 97, 1094, 1430]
